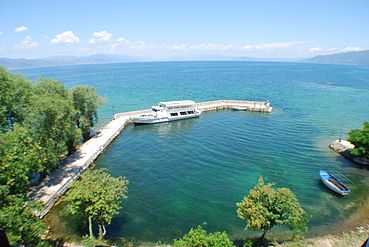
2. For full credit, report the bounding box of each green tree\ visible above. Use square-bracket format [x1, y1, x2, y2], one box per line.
[63, 169, 128, 240]
[0, 194, 46, 245]
[26, 79, 81, 171]
[0, 69, 106, 244]
[236, 177, 306, 241]
[173, 226, 235, 247]
[0, 67, 32, 132]
[348, 122, 369, 158]
[71, 86, 105, 141]
[0, 125, 43, 194]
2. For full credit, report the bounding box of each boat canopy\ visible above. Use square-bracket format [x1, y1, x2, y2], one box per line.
[159, 100, 196, 109]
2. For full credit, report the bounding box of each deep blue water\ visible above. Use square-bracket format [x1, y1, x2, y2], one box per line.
[17, 61, 369, 242]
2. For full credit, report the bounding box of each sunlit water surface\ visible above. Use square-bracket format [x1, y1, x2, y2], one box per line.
[17, 61, 369, 242]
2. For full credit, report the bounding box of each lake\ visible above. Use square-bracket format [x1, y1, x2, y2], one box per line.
[18, 61, 369, 242]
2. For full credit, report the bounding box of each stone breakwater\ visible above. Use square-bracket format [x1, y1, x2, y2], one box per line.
[329, 140, 355, 153]
[329, 139, 369, 165]
[28, 100, 272, 217]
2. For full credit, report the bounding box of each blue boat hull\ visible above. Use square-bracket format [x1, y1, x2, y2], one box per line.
[319, 170, 350, 196]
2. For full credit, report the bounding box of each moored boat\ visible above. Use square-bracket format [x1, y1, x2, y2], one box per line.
[232, 100, 272, 112]
[131, 100, 201, 125]
[232, 106, 250, 111]
[319, 170, 350, 195]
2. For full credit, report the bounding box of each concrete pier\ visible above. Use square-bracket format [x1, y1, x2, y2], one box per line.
[329, 140, 355, 153]
[329, 139, 369, 165]
[28, 100, 272, 217]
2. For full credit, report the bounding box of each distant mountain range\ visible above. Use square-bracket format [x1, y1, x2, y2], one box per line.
[303, 50, 369, 67]
[1, 50, 369, 69]
[0, 54, 139, 69]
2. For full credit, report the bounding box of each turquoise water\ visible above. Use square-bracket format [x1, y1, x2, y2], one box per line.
[17, 61, 369, 242]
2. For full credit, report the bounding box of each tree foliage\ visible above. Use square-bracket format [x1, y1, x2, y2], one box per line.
[0, 67, 105, 244]
[348, 122, 369, 158]
[0, 67, 32, 132]
[173, 226, 235, 247]
[63, 169, 128, 240]
[236, 177, 306, 240]
[71, 86, 105, 141]
[0, 194, 46, 245]
[0, 125, 43, 194]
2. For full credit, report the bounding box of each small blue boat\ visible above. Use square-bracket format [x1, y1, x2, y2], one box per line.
[319, 170, 350, 196]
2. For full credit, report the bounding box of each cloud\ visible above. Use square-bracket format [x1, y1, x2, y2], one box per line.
[14, 26, 28, 33]
[186, 42, 298, 51]
[309, 46, 363, 54]
[309, 47, 324, 53]
[117, 37, 125, 43]
[0, 31, 3, 36]
[111, 38, 153, 52]
[309, 47, 337, 53]
[188, 43, 235, 51]
[111, 37, 126, 50]
[50, 31, 80, 45]
[341, 46, 362, 52]
[110, 39, 304, 53]
[89, 31, 112, 44]
[14, 36, 39, 49]
[241, 42, 300, 51]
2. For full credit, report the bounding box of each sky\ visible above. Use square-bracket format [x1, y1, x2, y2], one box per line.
[0, 0, 368, 60]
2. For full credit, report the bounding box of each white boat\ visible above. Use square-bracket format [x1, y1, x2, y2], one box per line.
[320, 170, 350, 196]
[131, 100, 201, 125]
